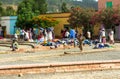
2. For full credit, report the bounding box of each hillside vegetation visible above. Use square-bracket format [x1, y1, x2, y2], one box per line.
[1, 0, 98, 10]
[0, 0, 23, 5]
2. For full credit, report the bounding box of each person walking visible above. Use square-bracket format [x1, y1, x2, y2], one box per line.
[77, 33, 84, 52]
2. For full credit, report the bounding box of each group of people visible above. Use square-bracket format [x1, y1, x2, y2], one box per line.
[61, 28, 77, 39]
[37, 28, 54, 44]
[99, 28, 114, 44]
[14, 28, 36, 42]
[11, 28, 37, 51]
[77, 28, 115, 51]
[11, 26, 115, 52]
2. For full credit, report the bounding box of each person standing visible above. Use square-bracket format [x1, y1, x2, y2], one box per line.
[87, 31, 91, 40]
[77, 33, 84, 52]
[109, 29, 114, 44]
[99, 29, 102, 43]
[47, 29, 53, 42]
[43, 29, 48, 44]
[70, 29, 76, 39]
[24, 30, 29, 41]
[14, 33, 18, 40]
[65, 30, 70, 38]
[101, 29, 106, 44]
[20, 29, 25, 41]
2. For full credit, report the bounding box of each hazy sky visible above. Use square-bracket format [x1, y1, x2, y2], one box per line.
[77, 0, 98, 1]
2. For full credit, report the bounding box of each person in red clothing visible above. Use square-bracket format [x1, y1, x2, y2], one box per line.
[37, 32, 44, 44]
[38, 32, 43, 40]
[61, 29, 67, 38]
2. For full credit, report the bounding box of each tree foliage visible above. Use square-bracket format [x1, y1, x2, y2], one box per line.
[68, 7, 95, 29]
[0, 2, 4, 16]
[5, 6, 16, 16]
[0, 0, 22, 5]
[32, 0, 47, 14]
[16, 0, 35, 29]
[1, 0, 98, 13]
[47, 0, 98, 13]
[92, 8, 120, 29]
[68, 7, 95, 37]
[16, 0, 47, 29]
[31, 16, 59, 28]
[61, 2, 69, 13]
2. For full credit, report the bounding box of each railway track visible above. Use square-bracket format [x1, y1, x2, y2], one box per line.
[0, 60, 120, 75]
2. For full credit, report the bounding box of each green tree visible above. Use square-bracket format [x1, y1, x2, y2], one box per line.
[16, 0, 34, 29]
[0, 2, 4, 16]
[0, 0, 23, 5]
[32, 0, 47, 14]
[16, 0, 48, 29]
[61, 2, 69, 13]
[32, 16, 58, 28]
[5, 6, 16, 16]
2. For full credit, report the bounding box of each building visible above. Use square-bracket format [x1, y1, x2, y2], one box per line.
[0, 13, 100, 38]
[39, 13, 71, 37]
[0, 16, 17, 37]
[98, 0, 120, 40]
[98, 0, 120, 10]
[0, 13, 72, 38]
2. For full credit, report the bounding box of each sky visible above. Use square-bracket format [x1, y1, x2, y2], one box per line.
[76, 0, 98, 1]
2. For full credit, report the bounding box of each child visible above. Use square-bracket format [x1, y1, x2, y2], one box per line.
[11, 39, 19, 51]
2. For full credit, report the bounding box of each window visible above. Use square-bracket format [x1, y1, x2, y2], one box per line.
[106, 1, 113, 8]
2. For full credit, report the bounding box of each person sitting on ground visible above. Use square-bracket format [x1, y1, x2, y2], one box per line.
[11, 39, 19, 51]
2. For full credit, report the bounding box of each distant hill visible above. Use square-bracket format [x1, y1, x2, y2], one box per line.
[0, 0, 23, 5]
[0, 0, 98, 12]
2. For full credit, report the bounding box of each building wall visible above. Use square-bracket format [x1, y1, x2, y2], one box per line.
[10, 16, 17, 35]
[0, 16, 17, 36]
[98, 0, 120, 10]
[0, 13, 100, 38]
[0, 16, 10, 35]
[39, 13, 71, 37]
[40, 13, 100, 37]
[98, 0, 120, 40]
